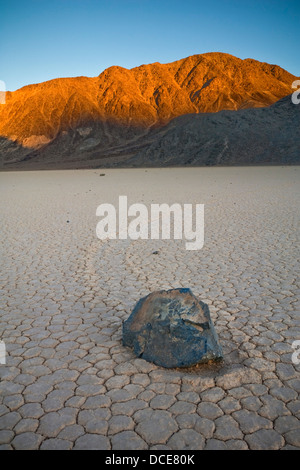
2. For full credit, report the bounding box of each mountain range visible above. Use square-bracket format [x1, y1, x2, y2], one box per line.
[0, 52, 299, 169]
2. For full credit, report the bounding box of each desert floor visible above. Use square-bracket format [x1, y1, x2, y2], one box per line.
[0, 166, 299, 450]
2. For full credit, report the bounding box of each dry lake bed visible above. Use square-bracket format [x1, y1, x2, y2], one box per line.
[0, 166, 299, 450]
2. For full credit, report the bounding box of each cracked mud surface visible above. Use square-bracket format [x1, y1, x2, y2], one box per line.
[0, 167, 299, 450]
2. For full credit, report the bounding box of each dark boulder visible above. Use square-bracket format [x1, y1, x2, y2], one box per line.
[122, 288, 223, 368]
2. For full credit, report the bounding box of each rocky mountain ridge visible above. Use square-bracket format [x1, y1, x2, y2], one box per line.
[0, 52, 298, 169]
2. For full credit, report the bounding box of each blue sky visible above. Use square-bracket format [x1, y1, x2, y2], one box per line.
[0, 0, 299, 91]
